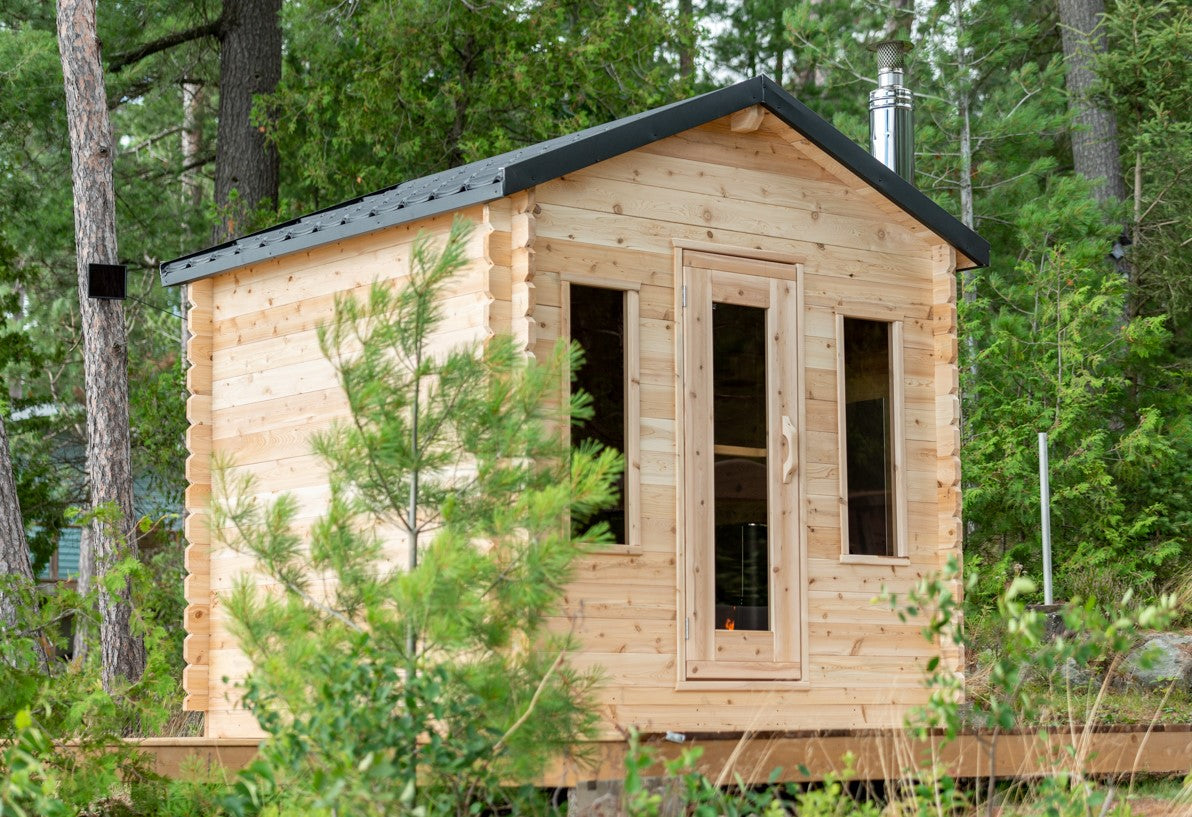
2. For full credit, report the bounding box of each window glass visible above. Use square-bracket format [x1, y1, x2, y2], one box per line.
[712, 302, 769, 631]
[570, 284, 626, 543]
[842, 318, 895, 556]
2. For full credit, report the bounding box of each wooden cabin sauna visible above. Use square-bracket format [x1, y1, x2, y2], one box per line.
[161, 76, 988, 742]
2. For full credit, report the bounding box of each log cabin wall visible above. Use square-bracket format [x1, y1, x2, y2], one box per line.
[523, 112, 961, 737]
[181, 278, 213, 713]
[187, 207, 495, 738]
[181, 107, 966, 739]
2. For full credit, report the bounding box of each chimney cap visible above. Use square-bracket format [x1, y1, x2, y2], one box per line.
[868, 39, 913, 70]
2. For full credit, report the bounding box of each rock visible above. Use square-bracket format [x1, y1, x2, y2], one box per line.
[568, 776, 684, 817]
[569, 782, 622, 817]
[1061, 657, 1101, 688]
[1123, 634, 1192, 690]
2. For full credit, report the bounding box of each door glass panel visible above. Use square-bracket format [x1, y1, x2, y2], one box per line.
[711, 302, 769, 631]
[842, 317, 894, 556]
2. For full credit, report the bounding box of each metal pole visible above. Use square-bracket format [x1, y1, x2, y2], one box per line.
[1038, 432, 1053, 605]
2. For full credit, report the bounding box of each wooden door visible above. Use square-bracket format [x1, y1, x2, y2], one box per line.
[680, 251, 802, 682]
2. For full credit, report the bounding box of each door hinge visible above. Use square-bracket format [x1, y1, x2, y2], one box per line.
[684, 618, 690, 640]
[681, 285, 687, 308]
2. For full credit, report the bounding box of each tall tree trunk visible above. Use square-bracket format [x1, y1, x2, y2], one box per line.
[57, 0, 146, 690]
[181, 80, 206, 210]
[214, 0, 282, 242]
[1057, 0, 1125, 206]
[678, 0, 695, 82]
[954, 0, 977, 299]
[0, 413, 36, 630]
[180, 80, 205, 360]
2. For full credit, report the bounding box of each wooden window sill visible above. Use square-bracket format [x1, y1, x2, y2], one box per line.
[839, 554, 910, 567]
[674, 679, 811, 692]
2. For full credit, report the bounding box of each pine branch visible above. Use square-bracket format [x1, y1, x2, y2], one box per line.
[491, 650, 566, 756]
[107, 17, 223, 74]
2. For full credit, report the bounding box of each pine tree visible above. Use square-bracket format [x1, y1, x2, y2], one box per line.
[215, 218, 621, 815]
[56, 0, 146, 689]
[0, 413, 36, 631]
[1096, 0, 1192, 337]
[1058, 0, 1124, 206]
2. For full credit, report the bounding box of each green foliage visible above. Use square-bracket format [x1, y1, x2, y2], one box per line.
[705, 0, 821, 89]
[962, 179, 1192, 605]
[264, 0, 691, 213]
[0, 540, 193, 814]
[0, 711, 70, 817]
[887, 558, 1177, 739]
[623, 732, 883, 817]
[129, 354, 188, 516]
[212, 217, 620, 815]
[1097, 0, 1192, 353]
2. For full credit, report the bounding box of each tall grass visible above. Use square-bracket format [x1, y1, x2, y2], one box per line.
[617, 564, 1189, 817]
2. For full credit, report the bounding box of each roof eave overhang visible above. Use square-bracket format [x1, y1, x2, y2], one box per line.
[159, 182, 503, 287]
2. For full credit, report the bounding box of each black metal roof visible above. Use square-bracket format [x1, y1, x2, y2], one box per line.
[160, 75, 988, 286]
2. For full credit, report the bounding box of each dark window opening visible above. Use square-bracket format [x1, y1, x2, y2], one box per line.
[843, 318, 895, 556]
[712, 302, 769, 630]
[570, 284, 626, 543]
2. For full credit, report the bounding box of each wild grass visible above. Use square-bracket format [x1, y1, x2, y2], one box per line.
[618, 568, 1192, 817]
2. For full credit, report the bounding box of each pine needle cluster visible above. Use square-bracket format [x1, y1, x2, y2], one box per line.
[213, 217, 622, 816]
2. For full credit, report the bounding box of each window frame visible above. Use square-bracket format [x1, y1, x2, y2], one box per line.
[834, 311, 909, 565]
[675, 246, 807, 688]
[561, 273, 642, 555]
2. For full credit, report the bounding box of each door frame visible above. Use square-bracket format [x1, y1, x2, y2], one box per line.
[673, 242, 809, 689]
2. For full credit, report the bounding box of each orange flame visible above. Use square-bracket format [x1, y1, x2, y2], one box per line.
[724, 617, 735, 631]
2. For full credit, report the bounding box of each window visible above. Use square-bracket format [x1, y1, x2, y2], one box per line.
[563, 278, 640, 551]
[837, 316, 906, 560]
[679, 249, 802, 683]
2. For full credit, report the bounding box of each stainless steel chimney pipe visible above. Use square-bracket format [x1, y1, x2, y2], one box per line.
[868, 40, 914, 182]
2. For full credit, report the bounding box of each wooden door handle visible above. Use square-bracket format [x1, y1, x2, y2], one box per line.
[782, 415, 796, 483]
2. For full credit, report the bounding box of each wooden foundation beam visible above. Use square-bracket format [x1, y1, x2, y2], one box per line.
[128, 728, 1192, 786]
[546, 728, 1192, 787]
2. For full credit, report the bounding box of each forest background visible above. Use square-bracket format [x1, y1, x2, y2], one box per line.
[1, 0, 1190, 706]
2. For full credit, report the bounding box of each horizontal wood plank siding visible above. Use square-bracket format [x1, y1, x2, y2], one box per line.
[532, 114, 960, 738]
[200, 209, 493, 738]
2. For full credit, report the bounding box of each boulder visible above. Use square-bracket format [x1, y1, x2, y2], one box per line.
[1123, 634, 1192, 690]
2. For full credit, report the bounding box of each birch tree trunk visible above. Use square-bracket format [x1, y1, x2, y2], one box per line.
[0, 412, 36, 630]
[214, 0, 282, 242]
[57, 0, 146, 690]
[181, 80, 206, 210]
[1058, 0, 1125, 206]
